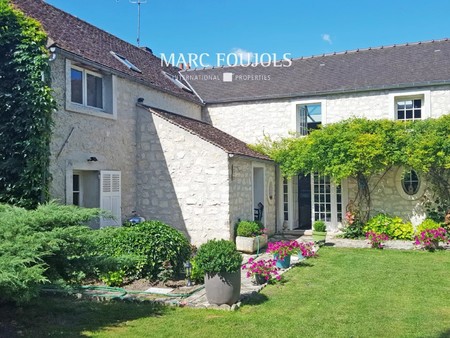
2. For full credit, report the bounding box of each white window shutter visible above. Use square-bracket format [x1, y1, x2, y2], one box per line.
[100, 171, 121, 227]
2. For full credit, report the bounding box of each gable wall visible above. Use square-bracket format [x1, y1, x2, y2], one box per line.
[136, 112, 231, 245]
[49, 55, 201, 223]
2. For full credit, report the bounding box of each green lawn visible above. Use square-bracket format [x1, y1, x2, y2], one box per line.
[1, 247, 449, 338]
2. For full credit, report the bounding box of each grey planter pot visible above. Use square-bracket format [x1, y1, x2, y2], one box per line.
[204, 270, 241, 305]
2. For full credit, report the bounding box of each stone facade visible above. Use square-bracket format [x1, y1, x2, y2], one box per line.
[229, 157, 276, 236]
[49, 55, 201, 224]
[203, 86, 450, 229]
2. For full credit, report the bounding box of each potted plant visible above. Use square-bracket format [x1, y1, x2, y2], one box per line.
[196, 239, 243, 305]
[241, 257, 280, 284]
[266, 240, 300, 268]
[312, 220, 327, 244]
[235, 220, 268, 253]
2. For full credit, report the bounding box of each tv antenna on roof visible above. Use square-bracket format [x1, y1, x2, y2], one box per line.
[129, 0, 147, 47]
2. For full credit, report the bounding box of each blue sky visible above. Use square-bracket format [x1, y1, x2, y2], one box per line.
[46, 0, 450, 66]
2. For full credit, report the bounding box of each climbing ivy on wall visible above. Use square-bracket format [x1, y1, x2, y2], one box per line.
[253, 116, 450, 222]
[0, 0, 55, 208]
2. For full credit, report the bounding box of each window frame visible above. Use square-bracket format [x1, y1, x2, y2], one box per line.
[389, 90, 431, 121]
[65, 59, 117, 119]
[293, 99, 327, 136]
[395, 97, 422, 122]
[70, 65, 104, 110]
[395, 167, 426, 200]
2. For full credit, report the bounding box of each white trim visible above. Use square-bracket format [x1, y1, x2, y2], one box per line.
[290, 98, 328, 132]
[388, 90, 431, 120]
[252, 164, 266, 226]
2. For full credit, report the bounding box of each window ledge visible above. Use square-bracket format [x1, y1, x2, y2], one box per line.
[66, 102, 116, 120]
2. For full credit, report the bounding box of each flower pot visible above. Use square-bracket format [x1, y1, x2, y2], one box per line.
[274, 254, 291, 269]
[298, 252, 305, 261]
[204, 270, 241, 305]
[235, 235, 268, 254]
[254, 273, 266, 285]
[312, 231, 327, 243]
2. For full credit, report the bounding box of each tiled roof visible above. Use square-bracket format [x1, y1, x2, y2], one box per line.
[11, 0, 201, 105]
[182, 39, 450, 103]
[138, 104, 271, 161]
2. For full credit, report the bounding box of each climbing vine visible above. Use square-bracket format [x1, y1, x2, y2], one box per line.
[253, 116, 450, 222]
[0, 0, 55, 208]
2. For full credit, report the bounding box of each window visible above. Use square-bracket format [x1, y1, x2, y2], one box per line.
[110, 51, 142, 73]
[312, 173, 342, 224]
[163, 71, 193, 93]
[283, 178, 289, 221]
[396, 98, 422, 121]
[395, 167, 425, 200]
[297, 103, 322, 135]
[401, 169, 420, 195]
[73, 174, 81, 206]
[70, 66, 103, 109]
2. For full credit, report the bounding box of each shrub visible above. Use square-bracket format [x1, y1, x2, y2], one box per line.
[313, 220, 326, 232]
[196, 239, 242, 274]
[189, 257, 204, 284]
[342, 221, 365, 239]
[414, 228, 449, 251]
[95, 221, 191, 280]
[416, 219, 441, 234]
[0, 202, 104, 303]
[364, 214, 413, 240]
[236, 220, 263, 237]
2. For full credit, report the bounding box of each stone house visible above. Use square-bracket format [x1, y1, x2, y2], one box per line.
[12, 0, 275, 244]
[184, 40, 450, 231]
[11, 0, 450, 239]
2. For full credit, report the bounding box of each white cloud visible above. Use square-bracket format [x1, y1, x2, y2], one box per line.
[231, 48, 255, 64]
[322, 34, 332, 44]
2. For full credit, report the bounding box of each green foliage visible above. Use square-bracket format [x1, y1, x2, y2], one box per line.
[236, 220, 263, 237]
[100, 270, 126, 287]
[341, 221, 365, 239]
[95, 221, 191, 280]
[0, 202, 103, 303]
[189, 257, 204, 284]
[416, 219, 441, 235]
[313, 220, 326, 232]
[364, 214, 413, 240]
[0, 0, 56, 208]
[253, 116, 450, 222]
[195, 239, 242, 274]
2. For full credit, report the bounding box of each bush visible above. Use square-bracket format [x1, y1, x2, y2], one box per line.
[196, 239, 242, 274]
[416, 219, 441, 234]
[364, 214, 413, 240]
[0, 202, 104, 303]
[236, 220, 263, 237]
[95, 221, 191, 280]
[342, 221, 365, 239]
[189, 257, 204, 284]
[313, 220, 326, 232]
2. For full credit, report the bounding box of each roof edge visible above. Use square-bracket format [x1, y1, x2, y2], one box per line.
[202, 80, 450, 105]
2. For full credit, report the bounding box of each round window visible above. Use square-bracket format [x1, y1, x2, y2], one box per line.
[401, 169, 420, 196]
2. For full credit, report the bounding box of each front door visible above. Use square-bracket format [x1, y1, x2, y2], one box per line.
[298, 174, 311, 229]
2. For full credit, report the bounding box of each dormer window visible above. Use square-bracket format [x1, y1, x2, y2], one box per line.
[163, 71, 193, 93]
[110, 51, 141, 73]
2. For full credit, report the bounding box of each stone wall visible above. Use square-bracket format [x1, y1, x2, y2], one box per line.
[136, 111, 231, 245]
[346, 167, 427, 226]
[49, 55, 201, 222]
[203, 85, 450, 144]
[228, 157, 276, 236]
